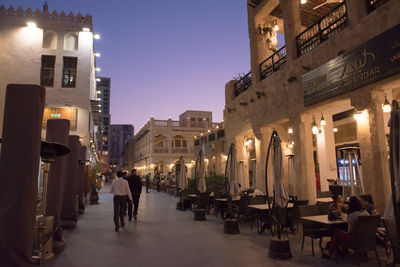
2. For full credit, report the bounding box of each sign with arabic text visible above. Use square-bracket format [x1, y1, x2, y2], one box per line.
[303, 24, 400, 106]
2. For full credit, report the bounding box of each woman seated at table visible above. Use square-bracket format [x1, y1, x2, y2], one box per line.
[360, 194, 380, 216]
[322, 196, 369, 258]
[329, 194, 348, 213]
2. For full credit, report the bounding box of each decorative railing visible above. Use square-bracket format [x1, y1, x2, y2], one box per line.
[171, 121, 187, 127]
[296, 1, 348, 56]
[190, 122, 205, 128]
[171, 148, 188, 154]
[366, 0, 391, 13]
[153, 147, 169, 153]
[234, 71, 252, 97]
[153, 120, 168, 126]
[259, 46, 287, 81]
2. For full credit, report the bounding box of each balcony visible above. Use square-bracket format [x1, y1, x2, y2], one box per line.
[153, 147, 169, 153]
[296, 1, 348, 56]
[190, 122, 205, 128]
[171, 148, 188, 154]
[234, 71, 252, 97]
[259, 46, 287, 81]
[367, 0, 392, 13]
[171, 121, 187, 127]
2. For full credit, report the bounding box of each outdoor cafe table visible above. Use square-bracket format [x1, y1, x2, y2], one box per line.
[316, 197, 334, 203]
[301, 214, 348, 226]
[248, 203, 294, 233]
[214, 197, 241, 219]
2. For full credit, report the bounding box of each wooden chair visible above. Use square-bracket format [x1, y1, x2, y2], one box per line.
[298, 205, 331, 256]
[290, 200, 309, 231]
[316, 202, 331, 215]
[336, 215, 381, 266]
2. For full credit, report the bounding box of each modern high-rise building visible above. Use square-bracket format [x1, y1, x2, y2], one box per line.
[109, 124, 134, 170]
[0, 4, 102, 162]
[96, 77, 111, 170]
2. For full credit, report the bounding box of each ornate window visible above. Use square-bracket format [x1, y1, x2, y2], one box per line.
[42, 30, 57, 49]
[64, 32, 78, 51]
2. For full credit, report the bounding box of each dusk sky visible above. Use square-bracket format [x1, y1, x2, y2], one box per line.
[4, 0, 251, 133]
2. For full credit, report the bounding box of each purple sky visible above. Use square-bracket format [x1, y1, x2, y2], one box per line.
[4, 0, 252, 133]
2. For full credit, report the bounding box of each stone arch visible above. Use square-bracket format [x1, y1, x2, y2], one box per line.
[64, 32, 78, 51]
[42, 29, 57, 49]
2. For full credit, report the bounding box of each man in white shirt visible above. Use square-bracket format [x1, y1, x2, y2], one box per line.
[110, 171, 133, 232]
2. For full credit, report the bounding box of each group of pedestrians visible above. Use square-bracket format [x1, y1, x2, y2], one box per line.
[109, 169, 142, 232]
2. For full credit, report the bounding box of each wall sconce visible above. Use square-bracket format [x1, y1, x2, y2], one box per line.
[288, 127, 293, 134]
[311, 118, 319, 135]
[333, 127, 338, 133]
[382, 94, 391, 113]
[320, 113, 326, 126]
[300, 0, 307, 4]
[258, 21, 279, 37]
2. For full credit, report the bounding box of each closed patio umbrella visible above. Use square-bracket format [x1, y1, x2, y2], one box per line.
[273, 134, 289, 208]
[197, 150, 207, 193]
[386, 100, 400, 236]
[177, 156, 188, 190]
[227, 145, 240, 198]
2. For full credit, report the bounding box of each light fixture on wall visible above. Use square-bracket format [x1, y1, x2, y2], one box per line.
[96, 78, 101, 82]
[288, 127, 293, 134]
[320, 113, 326, 126]
[94, 52, 101, 57]
[93, 33, 101, 39]
[382, 94, 391, 113]
[27, 22, 37, 28]
[258, 20, 279, 37]
[311, 118, 319, 135]
[95, 67, 101, 72]
[300, 0, 307, 4]
[82, 27, 90, 32]
[333, 127, 338, 133]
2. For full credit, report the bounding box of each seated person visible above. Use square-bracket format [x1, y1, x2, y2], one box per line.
[329, 194, 348, 213]
[322, 196, 369, 258]
[360, 194, 380, 216]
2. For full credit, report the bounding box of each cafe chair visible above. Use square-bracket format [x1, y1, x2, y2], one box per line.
[336, 215, 381, 266]
[298, 205, 331, 256]
[290, 200, 309, 231]
[316, 202, 331, 215]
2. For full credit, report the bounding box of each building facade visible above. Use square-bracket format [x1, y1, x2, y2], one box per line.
[134, 110, 222, 178]
[224, 0, 399, 211]
[96, 77, 111, 170]
[109, 124, 134, 170]
[0, 5, 102, 162]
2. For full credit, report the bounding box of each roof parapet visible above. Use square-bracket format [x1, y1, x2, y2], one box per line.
[0, 5, 92, 24]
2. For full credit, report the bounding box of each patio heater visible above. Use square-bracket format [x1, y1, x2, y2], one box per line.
[34, 141, 70, 263]
[265, 131, 292, 259]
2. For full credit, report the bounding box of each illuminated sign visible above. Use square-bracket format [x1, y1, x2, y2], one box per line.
[303, 24, 400, 106]
[42, 107, 78, 131]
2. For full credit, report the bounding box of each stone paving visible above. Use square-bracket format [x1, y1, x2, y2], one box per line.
[45, 186, 386, 267]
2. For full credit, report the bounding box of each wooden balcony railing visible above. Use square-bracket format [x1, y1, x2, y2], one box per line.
[234, 71, 252, 97]
[366, 0, 391, 13]
[296, 1, 348, 56]
[153, 147, 169, 153]
[171, 148, 188, 154]
[259, 46, 287, 81]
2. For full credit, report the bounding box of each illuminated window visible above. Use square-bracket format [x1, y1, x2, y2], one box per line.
[62, 57, 77, 88]
[40, 55, 55, 87]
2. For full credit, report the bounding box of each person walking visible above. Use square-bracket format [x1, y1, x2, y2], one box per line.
[126, 169, 143, 221]
[145, 173, 150, 193]
[110, 171, 133, 232]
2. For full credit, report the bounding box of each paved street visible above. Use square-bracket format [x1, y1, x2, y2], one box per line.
[45, 186, 385, 267]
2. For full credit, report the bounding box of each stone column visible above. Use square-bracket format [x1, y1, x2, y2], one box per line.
[280, 0, 302, 62]
[45, 119, 70, 239]
[292, 114, 317, 203]
[351, 91, 390, 212]
[254, 127, 273, 195]
[0, 84, 45, 267]
[78, 146, 87, 214]
[61, 135, 80, 229]
[316, 112, 338, 191]
[346, 0, 368, 26]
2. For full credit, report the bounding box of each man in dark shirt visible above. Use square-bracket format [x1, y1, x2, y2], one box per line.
[126, 169, 143, 221]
